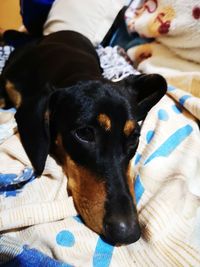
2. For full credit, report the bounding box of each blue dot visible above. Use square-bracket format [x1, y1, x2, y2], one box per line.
[73, 215, 83, 224]
[158, 109, 169, 121]
[134, 175, 144, 204]
[93, 237, 114, 267]
[179, 95, 191, 106]
[146, 130, 155, 144]
[56, 230, 75, 247]
[5, 245, 74, 267]
[144, 124, 193, 165]
[134, 153, 142, 165]
[0, 173, 17, 186]
[167, 85, 175, 91]
[172, 104, 182, 114]
[5, 190, 18, 197]
[0, 107, 16, 113]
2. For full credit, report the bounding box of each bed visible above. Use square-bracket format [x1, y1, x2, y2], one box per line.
[0, 1, 200, 266]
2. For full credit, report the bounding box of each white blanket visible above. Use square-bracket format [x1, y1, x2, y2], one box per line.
[1, 46, 200, 266]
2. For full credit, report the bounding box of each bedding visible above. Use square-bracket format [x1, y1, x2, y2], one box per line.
[0, 44, 200, 266]
[43, 0, 127, 45]
[125, 0, 200, 98]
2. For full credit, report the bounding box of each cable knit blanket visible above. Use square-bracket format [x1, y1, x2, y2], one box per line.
[126, 0, 200, 98]
[1, 46, 200, 266]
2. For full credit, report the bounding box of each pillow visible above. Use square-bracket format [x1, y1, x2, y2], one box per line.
[43, 0, 127, 45]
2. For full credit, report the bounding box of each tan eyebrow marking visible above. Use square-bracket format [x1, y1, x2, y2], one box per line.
[98, 114, 111, 131]
[5, 80, 22, 108]
[124, 120, 136, 136]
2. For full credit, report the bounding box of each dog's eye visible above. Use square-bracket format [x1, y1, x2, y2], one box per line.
[74, 127, 95, 143]
[126, 136, 140, 159]
[126, 125, 141, 156]
[127, 135, 140, 150]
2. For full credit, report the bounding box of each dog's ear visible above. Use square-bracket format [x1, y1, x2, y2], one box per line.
[15, 95, 50, 176]
[119, 74, 167, 121]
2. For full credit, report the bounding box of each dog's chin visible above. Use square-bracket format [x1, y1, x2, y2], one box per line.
[110, 236, 140, 246]
[99, 230, 141, 246]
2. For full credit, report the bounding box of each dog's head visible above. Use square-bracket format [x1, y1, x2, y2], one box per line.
[15, 74, 167, 245]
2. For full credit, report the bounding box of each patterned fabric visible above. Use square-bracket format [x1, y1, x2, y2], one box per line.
[96, 45, 139, 81]
[0, 236, 71, 267]
[126, 0, 200, 58]
[0, 46, 13, 73]
[1, 86, 200, 266]
[1, 45, 200, 266]
[125, 0, 200, 97]
[0, 108, 16, 144]
[0, 47, 17, 144]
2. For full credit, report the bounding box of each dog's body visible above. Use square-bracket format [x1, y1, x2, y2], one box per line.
[0, 30, 167, 245]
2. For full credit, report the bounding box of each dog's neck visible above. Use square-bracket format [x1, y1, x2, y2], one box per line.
[37, 31, 103, 88]
[60, 73, 102, 87]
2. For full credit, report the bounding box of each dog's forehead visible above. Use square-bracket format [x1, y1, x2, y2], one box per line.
[70, 81, 133, 124]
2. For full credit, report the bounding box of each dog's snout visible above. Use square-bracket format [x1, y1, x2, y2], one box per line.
[104, 217, 141, 245]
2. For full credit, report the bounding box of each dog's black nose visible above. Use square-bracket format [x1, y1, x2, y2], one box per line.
[104, 218, 141, 245]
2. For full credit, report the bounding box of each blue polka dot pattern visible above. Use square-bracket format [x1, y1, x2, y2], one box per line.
[167, 85, 175, 91]
[73, 215, 83, 224]
[158, 109, 169, 121]
[0, 168, 35, 198]
[3, 245, 73, 267]
[179, 95, 191, 106]
[146, 130, 155, 144]
[144, 124, 193, 165]
[172, 104, 182, 114]
[56, 230, 75, 247]
[93, 237, 114, 267]
[134, 153, 142, 165]
[134, 175, 144, 204]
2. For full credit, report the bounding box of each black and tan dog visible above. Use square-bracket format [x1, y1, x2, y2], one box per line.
[0, 30, 167, 245]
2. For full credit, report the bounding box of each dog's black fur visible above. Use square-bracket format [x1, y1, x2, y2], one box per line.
[0, 30, 167, 245]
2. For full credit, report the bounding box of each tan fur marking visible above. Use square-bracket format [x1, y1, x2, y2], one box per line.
[66, 156, 106, 233]
[0, 98, 5, 108]
[126, 163, 138, 207]
[124, 120, 136, 137]
[44, 110, 50, 124]
[98, 114, 111, 131]
[54, 135, 107, 234]
[127, 163, 140, 230]
[5, 80, 22, 108]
